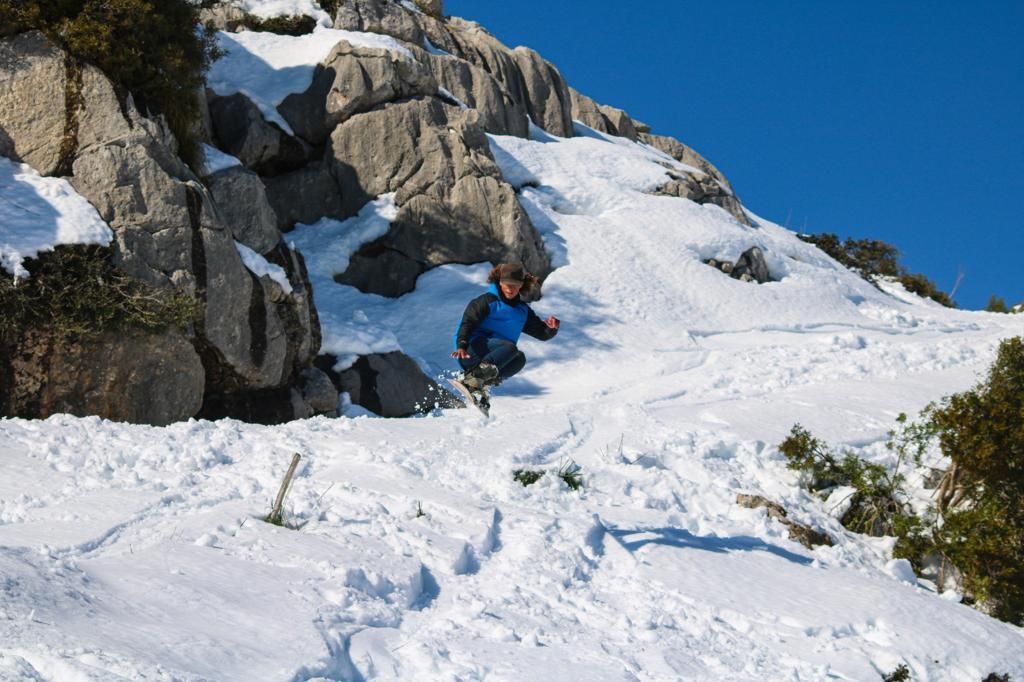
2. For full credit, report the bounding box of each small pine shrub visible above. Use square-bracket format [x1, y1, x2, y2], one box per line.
[882, 663, 912, 682]
[779, 424, 915, 536]
[798, 233, 955, 308]
[0, 245, 199, 342]
[0, 0, 221, 164]
[513, 469, 544, 487]
[985, 295, 1009, 313]
[248, 14, 317, 36]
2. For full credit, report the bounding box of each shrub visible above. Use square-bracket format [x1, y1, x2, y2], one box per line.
[882, 663, 911, 682]
[248, 14, 317, 36]
[779, 424, 915, 536]
[0, 0, 221, 164]
[985, 295, 1009, 313]
[799, 232, 955, 308]
[0, 245, 199, 343]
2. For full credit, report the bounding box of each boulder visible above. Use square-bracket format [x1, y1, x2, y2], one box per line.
[333, 351, 456, 417]
[597, 104, 638, 141]
[3, 327, 204, 426]
[327, 96, 549, 296]
[511, 47, 574, 138]
[203, 166, 280, 254]
[207, 91, 311, 176]
[731, 246, 771, 284]
[278, 41, 437, 145]
[568, 88, 612, 134]
[333, 0, 425, 44]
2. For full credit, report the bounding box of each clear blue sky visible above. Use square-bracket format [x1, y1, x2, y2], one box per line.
[445, 0, 1024, 310]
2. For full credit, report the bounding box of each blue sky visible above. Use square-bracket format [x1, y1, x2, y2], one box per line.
[445, 0, 1024, 310]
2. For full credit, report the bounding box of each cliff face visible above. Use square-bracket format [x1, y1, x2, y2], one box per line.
[0, 0, 748, 423]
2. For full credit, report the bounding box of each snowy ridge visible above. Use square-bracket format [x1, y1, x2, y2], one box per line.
[2, 93, 1023, 679]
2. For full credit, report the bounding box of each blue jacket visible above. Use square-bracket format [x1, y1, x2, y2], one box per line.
[453, 283, 557, 350]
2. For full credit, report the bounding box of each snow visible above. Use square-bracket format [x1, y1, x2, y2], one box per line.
[234, 241, 294, 294]
[207, 26, 415, 134]
[286, 194, 402, 369]
[2, 119, 1024, 680]
[0, 157, 112, 280]
[197, 143, 242, 177]
[232, 0, 332, 26]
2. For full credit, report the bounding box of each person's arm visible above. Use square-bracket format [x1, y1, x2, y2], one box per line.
[454, 294, 493, 351]
[522, 306, 559, 341]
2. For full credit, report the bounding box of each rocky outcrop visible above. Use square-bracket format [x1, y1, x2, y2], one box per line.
[263, 161, 345, 230]
[333, 0, 425, 44]
[569, 89, 637, 141]
[207, 91, 312, 176]
[641, 132, 735, 194]
[0, 31, 331, 424]
[705, 247, 772, 283]
[420, 48, 529, 137]
[278, 41, 438, 145]
[3, 327, 205, 426]
[654, 166, 749, 226]
[328, 96, 549, 296]
[203, 166, 280, 254]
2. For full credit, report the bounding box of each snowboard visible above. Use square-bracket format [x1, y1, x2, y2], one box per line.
[447, 378, 490, 417]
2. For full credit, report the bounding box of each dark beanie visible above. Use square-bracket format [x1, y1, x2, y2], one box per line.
[498, 263, 526, 283]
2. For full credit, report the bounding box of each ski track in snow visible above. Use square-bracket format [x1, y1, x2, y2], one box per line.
[2, 122, 1024, 680]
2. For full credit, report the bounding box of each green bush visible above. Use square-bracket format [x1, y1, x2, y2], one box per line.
[249, 14, 317, 36]
[0, 245, 199, 342]
[799, 232, 955, 308]
[779, 424, 915, 536]
[985, 295, 1009, 313]
[0, 0, 220, 164]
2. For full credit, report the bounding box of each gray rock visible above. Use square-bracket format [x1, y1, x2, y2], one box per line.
[298, 367, 339, 416]
[328, 96, 549, 296]
[263, 161, 345, 231]
[597, 104, 638, 141]
[653, 166, 750, 227]
[569, 88, 613, 134]
[204, 166, 281, 254]
[640, 132, 735, 194]
[511, 47, 574, 138]
[731, 246, 771, 284]
[416, 0, 444, 17]
[736, 494, 833, 548]
[198, 3, 249, 32]
[336, 351, 455, 417]
[207, 91, 311, 175]
[279, 41, 437, 145]
[333, 0, 424, 44]
[3, 327, 204, 426]
[0, 31, 323, 424]
[0, 31, 147, 176]
[421, 48, 529, 137]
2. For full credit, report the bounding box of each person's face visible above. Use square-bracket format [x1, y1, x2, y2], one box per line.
[500, 281, 522, 298]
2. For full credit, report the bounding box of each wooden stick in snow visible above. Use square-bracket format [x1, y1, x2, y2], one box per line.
[267, 453, 301, 526]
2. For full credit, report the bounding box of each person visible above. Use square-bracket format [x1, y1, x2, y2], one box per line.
[451, 263, 560, 407]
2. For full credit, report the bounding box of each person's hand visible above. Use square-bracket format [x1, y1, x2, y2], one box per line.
[451, 348, 471, 359]
[545, 315, 560, 330]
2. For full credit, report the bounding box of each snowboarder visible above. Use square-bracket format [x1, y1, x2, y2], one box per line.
[450, 263, 560, 414]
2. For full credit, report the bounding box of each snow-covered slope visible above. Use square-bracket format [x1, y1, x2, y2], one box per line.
[1, 118, 1022, 680]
